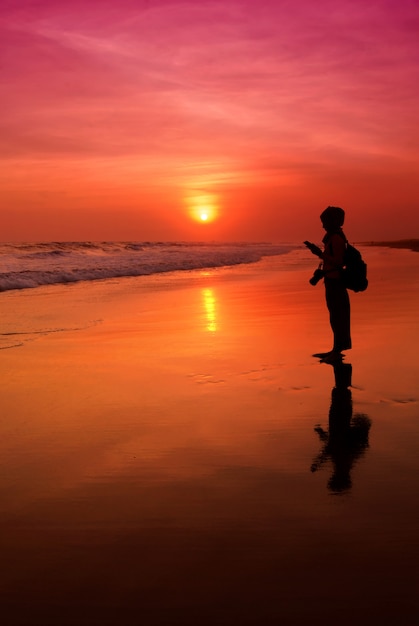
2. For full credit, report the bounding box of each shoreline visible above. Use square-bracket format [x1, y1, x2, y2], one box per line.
[0, 239, 419, 294]
[1, 239, 418, 296]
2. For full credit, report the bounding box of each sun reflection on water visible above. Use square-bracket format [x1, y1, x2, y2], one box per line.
[202, 288, 217, 332]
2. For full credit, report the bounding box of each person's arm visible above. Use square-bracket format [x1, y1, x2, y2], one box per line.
[303, 241, 323, 258]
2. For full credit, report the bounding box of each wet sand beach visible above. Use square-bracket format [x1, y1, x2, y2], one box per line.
[1, 245, 418, 625]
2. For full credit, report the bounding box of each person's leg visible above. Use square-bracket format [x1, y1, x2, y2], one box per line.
[325, 279, 351, 352]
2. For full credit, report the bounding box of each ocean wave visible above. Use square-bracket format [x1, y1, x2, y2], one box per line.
[0, 241, 296, 292]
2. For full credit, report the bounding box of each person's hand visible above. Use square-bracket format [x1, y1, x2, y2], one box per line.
[303, 241, 322, 258]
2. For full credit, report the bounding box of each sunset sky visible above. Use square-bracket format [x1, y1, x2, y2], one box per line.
[2, 0, 419, 242]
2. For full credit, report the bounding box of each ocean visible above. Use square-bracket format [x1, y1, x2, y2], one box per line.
[0, 241, 296, 293]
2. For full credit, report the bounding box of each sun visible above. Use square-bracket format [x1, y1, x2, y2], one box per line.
[193, 205, 216, 223]
[192, 205, 217, 224]
[187, 194, 219, 224]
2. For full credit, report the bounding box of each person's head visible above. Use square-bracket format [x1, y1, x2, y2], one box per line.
[320, 206, 345, 232]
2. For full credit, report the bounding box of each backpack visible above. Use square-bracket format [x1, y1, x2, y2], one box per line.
[342, 242, 368, 292]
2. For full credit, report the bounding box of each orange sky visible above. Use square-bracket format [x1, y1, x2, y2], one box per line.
[1, 0, 419, 242]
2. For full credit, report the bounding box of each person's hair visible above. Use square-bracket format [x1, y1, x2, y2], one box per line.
[320, 206, 345, 229]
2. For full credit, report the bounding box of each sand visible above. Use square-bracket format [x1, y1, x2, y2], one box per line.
[1, 245, 418, 625]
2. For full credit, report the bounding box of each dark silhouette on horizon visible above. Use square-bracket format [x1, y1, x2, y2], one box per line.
[311, 359, 371, 494]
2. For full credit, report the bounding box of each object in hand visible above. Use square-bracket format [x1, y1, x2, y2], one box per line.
[304, 241, 322, 257]
[309, 268, 325, 286]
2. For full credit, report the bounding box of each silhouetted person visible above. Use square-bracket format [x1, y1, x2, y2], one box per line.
[305, 206, 351, 361]
[311, 360, 371, 494]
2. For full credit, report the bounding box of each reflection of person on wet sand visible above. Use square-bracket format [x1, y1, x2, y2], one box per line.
[311, 360, 371, 493]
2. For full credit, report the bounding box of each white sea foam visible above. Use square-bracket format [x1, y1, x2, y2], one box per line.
[0, 242, 296, 292]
